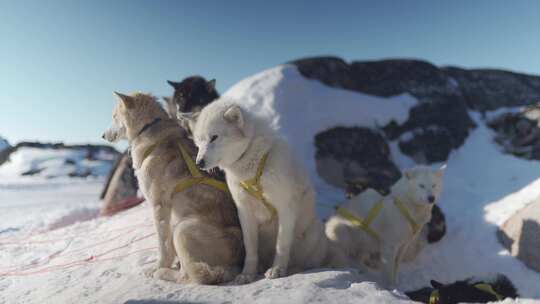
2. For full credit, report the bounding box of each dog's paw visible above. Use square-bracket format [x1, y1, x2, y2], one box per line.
[142, 266, 158, 278]
[233, 273, 257, 285]
[153, 268, 180, 283]
[264, 266, 287, 279]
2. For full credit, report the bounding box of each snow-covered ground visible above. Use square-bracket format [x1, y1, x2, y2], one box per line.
[2, 65, 540, 303]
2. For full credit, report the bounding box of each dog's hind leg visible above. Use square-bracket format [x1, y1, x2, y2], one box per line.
[380, 244, 397, 289]
[173, 218, 242, 284]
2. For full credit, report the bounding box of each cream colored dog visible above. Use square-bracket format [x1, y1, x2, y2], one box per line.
[187, 98, 332, 284]
[325, 165, 445, 288]
[103, 92, 243, 284]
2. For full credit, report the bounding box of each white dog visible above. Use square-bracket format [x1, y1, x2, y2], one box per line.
[187, 98, 331, 283]
[325, 165, 445, 288]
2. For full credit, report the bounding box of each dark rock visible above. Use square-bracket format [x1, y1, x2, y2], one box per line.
[444, 67, 540, 111]
[21, 168, 45, 176]
[488, 103, 540, 160]
[291, 57, 476, 163]
[314, 126, 401, 191]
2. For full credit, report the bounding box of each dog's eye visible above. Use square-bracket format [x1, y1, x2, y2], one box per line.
[210, 135, 218, 143]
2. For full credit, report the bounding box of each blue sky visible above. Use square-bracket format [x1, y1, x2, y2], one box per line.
[1, 0, 540, 145]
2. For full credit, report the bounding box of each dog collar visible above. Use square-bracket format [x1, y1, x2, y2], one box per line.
[136, 118, 162, 138]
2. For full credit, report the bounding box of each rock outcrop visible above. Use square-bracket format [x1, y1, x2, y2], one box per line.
[498, 197, 540, 273]
[292, 57, 540, 163]
[488, 103, 540, 160]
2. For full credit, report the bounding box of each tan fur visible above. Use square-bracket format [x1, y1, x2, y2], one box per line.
[103, 93, 243, 284]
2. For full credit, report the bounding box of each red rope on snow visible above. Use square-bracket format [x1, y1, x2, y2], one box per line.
[0, 232, 157, 277]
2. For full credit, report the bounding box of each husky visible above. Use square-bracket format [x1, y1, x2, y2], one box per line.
[406, 273, 518, 304]
[325, 165, 445, 288]
[102, 92, 243, 284]
[166, 76, 218, 114]
[185, 98, 331, 284]
[165, 77, 218, 132]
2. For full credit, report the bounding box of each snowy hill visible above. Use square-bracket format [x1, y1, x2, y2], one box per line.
[2, 64, 540, 303]
[0, 142, 118, 179]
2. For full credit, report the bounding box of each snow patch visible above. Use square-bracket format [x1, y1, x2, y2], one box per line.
[0, 147, 115, 179]
[225, 64, 418, 217]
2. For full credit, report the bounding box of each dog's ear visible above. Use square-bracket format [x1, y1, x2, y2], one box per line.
[167, 80, 181, 89]
[114, 92, 135, 109]
[435, 164, 446, 178]
[431, 280, 444, 289]
[207, 79, 216, 91]
[223, 104, 244, 128]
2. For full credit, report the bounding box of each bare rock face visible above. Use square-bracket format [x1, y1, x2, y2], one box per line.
[498, 197, 540, 273]
[444, 67, 540, 112]
[488, 103, 540, 160]
[314, 126, 401, 192]
[292, 57, 540, 163]
[292, 57, 475, 163]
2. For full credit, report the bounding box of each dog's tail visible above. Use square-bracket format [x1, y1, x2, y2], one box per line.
[185, 262, 240, 285]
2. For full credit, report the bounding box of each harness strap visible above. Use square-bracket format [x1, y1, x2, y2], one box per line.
[393, 198, 420, 234]
[173, 142, 229, 193]
[336, 199, 384, 241]
[473, 283, 503, 301]
[429, 283, 502, 304]
[337, 197, 420, 240]
[429, 290, 439, 304]
[140, 136, 228, 194]
[239, 152, 278, 218]
[142, 136, 173, 161]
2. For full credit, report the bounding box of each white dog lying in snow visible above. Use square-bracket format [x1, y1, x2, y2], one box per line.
[186, 98, 332, 284]
[325, 165, 445, 288]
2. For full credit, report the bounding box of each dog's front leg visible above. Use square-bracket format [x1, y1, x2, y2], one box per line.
[380, 244, 398, 289]
[233, 201, 259, 284]
[265, 205, 296, 279]
[152, 202, 175, 272]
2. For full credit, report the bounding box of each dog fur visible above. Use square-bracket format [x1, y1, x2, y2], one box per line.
[406, 274, 518, 304]
[102, 92, 243, 284]
[167, 76, 218, 114]
[186, 98, 332, 283]
[325, 165, 445, 288]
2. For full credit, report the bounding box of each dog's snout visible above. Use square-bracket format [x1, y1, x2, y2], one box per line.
[428, 195, 435, 203]
[101, 133, 105, 139]
[196, 158, 206, 168]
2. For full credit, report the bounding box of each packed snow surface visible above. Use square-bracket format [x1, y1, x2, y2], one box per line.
[2, 65, 540, 303]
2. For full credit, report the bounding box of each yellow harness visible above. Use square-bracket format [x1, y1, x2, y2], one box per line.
[141, 137, 229, 194]
[429, 283, 503, 304]
[239, 152, 278, 218]
[336, 197, 420, 241]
